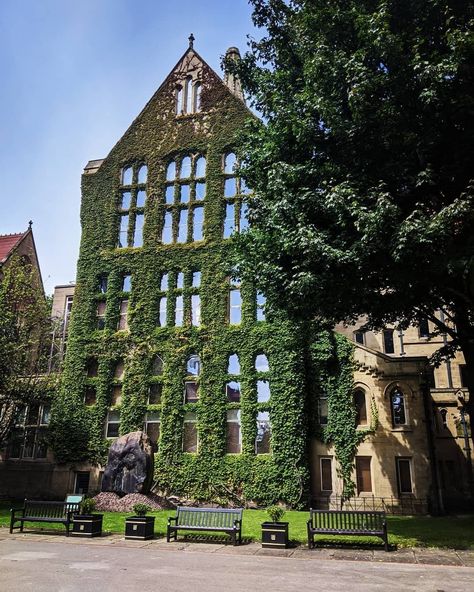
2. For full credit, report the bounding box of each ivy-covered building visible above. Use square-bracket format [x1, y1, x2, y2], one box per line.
[2, 41, 470, 513]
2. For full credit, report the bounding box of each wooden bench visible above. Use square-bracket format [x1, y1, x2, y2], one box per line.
[10, 498, 82, 536]
[307, 509, 389, 551]
[167, 507, 243, 546]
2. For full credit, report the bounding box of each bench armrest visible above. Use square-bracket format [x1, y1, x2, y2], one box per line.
[10, 507, 25, 519]
[233, 519, 241, 529]
[167, 516, 178, 525]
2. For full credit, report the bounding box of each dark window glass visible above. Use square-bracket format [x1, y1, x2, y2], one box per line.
[354, 331, 365, 345]
[152, 356, 164, 376]
[356, 457, 372, 493]
[98, 275, 108, 294]
[383, 329, 395, 354]
[148, 384, 162, 405]
[75, 472, 90, 494]
[397, 458, 413, 494]
[418, 318, 430, 338]
[183, 414, 197, 453]
[256, 412, 271, 454]
[354, 390, 367, 426]
[226, 410, 241, 453]
[318, 397, 328, 425]
[391, 388, 407, 426]
[111, 385, 122, 406]
[460, 365, 469, 388]
[226, 381, 241, 402]
[86, 359, 98, 378]
[84, 387, 97, 406]
[184, 381, 199, 403]
[321, 458, 332, 491]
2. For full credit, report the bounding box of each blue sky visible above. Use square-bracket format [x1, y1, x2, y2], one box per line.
[0, 0, 256, 294]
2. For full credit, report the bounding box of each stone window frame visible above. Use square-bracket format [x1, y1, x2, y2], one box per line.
[158, 270, 202, 328]
[6, 403, 51, 460]
[320, 457, 333, 492]
[105, 410, 120, 439]
[175, 77, 202, 116]
[395, 456, 414, 495]
[222, 152, 251, 238]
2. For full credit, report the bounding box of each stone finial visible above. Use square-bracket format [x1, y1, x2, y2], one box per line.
[188, 33, 195, 49]
[224, 47, 244, 103]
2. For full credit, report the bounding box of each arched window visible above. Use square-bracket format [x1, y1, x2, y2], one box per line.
[390, 387, 407, 426]
[195, 156, 206, 178]
[353, 389, 367, 426]
[227, 354, 240, 375]
[187, 354, 201, 376]
[193, 82, 202, 112]
[176, 85, 183, 114]
[255, 354, 269, 373]
[185, 78, 193, 114]
[166, 161, 176, 181]
[121, 166, 133, 185]
[137, 165, 147, 184]
[439, 408, 448, 429]
[224, 152, 237, 174]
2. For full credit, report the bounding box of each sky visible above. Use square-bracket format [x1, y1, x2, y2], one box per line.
[0, 0, 257, 294]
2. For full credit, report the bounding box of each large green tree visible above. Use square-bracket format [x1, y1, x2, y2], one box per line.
[232, 0, 474, 443]
[0, 255, 54, 448]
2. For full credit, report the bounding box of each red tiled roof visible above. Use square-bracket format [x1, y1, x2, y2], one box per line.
[0, 232, 26, 263]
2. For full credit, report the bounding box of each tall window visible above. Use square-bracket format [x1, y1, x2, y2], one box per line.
[353, 330, 365, 345]
[390, 387, 407, 426]
[418, 318, 430, 338]
[256, 292, 266, 321]
[157, 271, 201, 327]
[256, 411, 271, 454]
[183, 412, 198, 452]
[149, 355, 164, 405]
[7, 404, 50, 460]
[96, 301, 106, 330]
[320, 457, 333, 492]
[383, 329, 395, 354]
[226, 410, 241, 453]
[229, 278, 242, 325]
[117, 299, 129, 331]
[144, 412, 160, 451]
[355, 456, 372, 493]
[226, 354, 241, 403]
[354, 389, 368, 426]
[162, 154, 206, 244]
[318, 396, 328, 425]
[222, 152, 251, 238]
[396, 458, 413, 494]
[185, 354, 200, 403]
[117, 163, 147, 248]
[106, 410, 120, 438]
[176, 78, 202, 115]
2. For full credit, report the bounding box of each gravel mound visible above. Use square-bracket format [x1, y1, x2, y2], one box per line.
[93, 491, 174, 512]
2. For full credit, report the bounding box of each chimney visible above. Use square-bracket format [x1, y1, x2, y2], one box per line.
[224, 47, 245, 103]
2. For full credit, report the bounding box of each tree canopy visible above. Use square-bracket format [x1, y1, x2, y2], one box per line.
[233, 0, 474, 438]
[0, 255, 53, 447]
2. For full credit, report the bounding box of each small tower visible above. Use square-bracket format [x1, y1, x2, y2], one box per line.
[224, 47, 244, 103]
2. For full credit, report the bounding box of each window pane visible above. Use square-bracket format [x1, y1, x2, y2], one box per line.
[226, 410, 241, 454]
[256, 292, 266, 321]
[98, 275, 108, 294]
[176, 86, 183, 114]
[175, 295, 183, 326]
[185, 79, 193, 114]
[383, 329, 395, 354]
[256, 412, 271, 454]
[354, 390, 367, 426]
[181, 156, 191, 178]
[240, 178, 251, 194]
[229, 289, 241, 324]
[193, 83, 201, 113]
[321, 458, 332, 491]
[257, 380, 270, 403]
[224, 204, 235, 238]
[227, 354, 240, 375]
[84, 387, 97, 406]
[152, 355, 163, 375]
[193, 206, 204, 241]
[187, 355, 201, 376]
[159, 297, 167, 326]
[133, 214, 144, 247]
[192, 271, 201, 287]
[162, 211, 173, 244]
[122, 166, 133, 185]
[176, 272, 184, 289]
[41, 405, 51, 425]
[184, 381, 199, 403]
[183, 420, 197, 453]
[226, 381, 241, 402]
[165, 185, 174, 204]
[136, 190, 146, 208]
[397, 459, 413, 494]
[35, 428, 48, 459]
[255, 354, 269, 372]
[122, 275, 131, 292]
[356, 457, 372, 493]
[224, 178, 237, 197]
[195, 157, 206, 178]
[191, 295, 201, 326]
[354, 331, 365, 345]
[177, 210, 188, 243]
[121, 191, 131, 210]
[180, 184, 190, 203]
[111, 385, 122, 406]
[318, 397, 328, 425]
[137, 165, 147, 184]
[118, 300, 128, 330]
[114, 361, 125, 380]
[146, 421, 160, 447]
[148, 384, 162, 404]
[240, 202, 249, 231]
[87, 358, 98, 377]
[166, 161, 176, 181]
[107, 422, 120, 438]
[195, 182, 206, 200]
[224, 152, 236, 173]
[160, 273, 168, 291]
[391, 388, 406, 425]
[119, 215, 129, 247]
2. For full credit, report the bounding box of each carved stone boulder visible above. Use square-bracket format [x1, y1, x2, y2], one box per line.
[101, 431, 154, 495]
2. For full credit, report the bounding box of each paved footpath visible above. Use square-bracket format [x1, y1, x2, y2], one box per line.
[0, 531, 473, 592]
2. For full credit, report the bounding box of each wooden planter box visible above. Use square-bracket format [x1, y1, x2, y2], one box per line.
[71, 514, 103, 538]
[125, 516, 155, 540]
[261, 522, 289, 548]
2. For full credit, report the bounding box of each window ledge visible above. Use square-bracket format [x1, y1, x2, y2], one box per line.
[391, 426, 413, 433]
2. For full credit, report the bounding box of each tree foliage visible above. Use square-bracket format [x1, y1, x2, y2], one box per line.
[0, 254, 54, 447]
[232, 0, 474, 441]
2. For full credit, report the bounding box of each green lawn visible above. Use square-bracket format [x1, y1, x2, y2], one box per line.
[1, 502, 473, 549]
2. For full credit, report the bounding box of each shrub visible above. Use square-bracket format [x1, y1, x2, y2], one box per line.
[133, 503, 151, 516]
[266, 504, 285, 523]
[81, 497, 96, 515]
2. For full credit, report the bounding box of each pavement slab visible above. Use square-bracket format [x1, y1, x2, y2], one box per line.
[415, 548, 464, 566]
